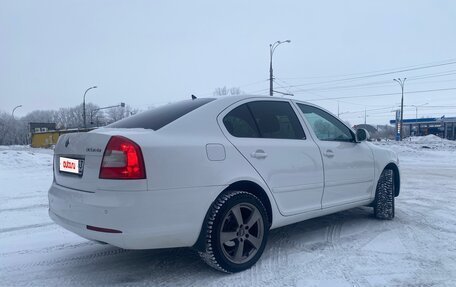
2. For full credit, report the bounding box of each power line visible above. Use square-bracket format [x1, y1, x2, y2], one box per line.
[339, 106, 397, 115]
[301, 87, 456, 101]
[291, 79, 392, 93]
[339, 106, 456, 117]
[273, 79, 294, 96]
[419, 105, 456, 108]
[279, 61, 456, 90]
[279, 58, 456, 83]
[282, 69, 456, 93]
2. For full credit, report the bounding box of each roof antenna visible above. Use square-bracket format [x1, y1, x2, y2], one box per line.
[191, 94, 197, 100]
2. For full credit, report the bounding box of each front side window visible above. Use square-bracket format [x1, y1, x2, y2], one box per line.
[223, 101, 305, 140]
[297, 104, 354, 142]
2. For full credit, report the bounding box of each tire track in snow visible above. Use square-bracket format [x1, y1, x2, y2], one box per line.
[5, 194, 43, 200]
[0, 246, 131, 273]
[1, 247, 212, 286]
[0, 203, 48, 213]
[325, 222, 342, 249]
[398, 208, 456, 235]
[0, 241, 94, 258]
[0, 222, 54, 234]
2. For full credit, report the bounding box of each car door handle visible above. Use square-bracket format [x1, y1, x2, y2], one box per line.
[323, 149, 334, 158]
[251, 150, 268, 159]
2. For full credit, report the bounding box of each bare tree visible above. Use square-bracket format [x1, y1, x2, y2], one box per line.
[105, 106, 126, 123]
[377, 125, 396, 140]
[0, 103, 144, 145]
[102, 105, 139, 126]
[213, 86, 243, 97]
[0, 112, 29, 145]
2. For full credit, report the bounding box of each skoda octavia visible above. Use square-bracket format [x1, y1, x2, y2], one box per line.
[49, 95, 400, 273]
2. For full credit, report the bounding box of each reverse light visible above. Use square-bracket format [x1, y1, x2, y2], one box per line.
[99, 136, 146, 179]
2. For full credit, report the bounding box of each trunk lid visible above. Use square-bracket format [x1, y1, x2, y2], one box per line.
[53, 130, 148, 192]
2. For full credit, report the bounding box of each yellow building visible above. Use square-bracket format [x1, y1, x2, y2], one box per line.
[31, 131, 61, 148]
[30, 128, 93, 148]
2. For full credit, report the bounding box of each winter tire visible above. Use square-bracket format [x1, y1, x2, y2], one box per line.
[374, 169, 395, 220]
[198, 191, 269, 273]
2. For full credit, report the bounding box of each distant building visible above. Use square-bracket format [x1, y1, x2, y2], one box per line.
[29, 122, 57, 134]
[390, 116, 456, 140]
[28, 122, 94, 148]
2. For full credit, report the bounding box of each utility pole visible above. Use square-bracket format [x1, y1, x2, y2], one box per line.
[269, 40, 291, 96]
[337, 101, 340, 117]
[393, 78, 406, 141]
[83, 86, 97, 129]
[364, 107, 367, 124]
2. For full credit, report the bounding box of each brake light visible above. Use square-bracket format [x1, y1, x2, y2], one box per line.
[99, 136, 146, 179]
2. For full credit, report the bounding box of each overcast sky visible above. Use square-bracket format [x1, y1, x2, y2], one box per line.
[1, 0, 456, 125]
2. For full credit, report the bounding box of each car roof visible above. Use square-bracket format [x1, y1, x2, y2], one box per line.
[206, 94, 313, 106]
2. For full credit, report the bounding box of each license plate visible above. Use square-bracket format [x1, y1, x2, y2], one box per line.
[59, 157, 84, 175]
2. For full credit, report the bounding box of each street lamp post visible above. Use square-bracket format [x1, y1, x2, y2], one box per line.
[407, 103, 428, 136]
[12, 105, 23, 119]
[410, 103, 428, 123]
[269, 40, 291, 96]
[393, 78, 406, 141]
[83, 86, 97, 129]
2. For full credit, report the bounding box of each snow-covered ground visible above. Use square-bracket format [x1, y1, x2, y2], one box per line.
[1, 137, 456, 286]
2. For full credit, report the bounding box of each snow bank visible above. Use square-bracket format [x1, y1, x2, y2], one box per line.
[407, 134, 456, 145]
[0, 145, 53, 169]
[375, 135, 456, 152]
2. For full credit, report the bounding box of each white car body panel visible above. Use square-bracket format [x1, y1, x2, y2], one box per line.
[217, 98, 324, 216]
[319, 141, 375, 207]
[49, 183, 221, 249]
[48, 95, 400, 249]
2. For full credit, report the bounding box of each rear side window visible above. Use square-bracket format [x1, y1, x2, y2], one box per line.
[223, 101, 305, 140]
[223, 104, 260, 138]
[107, 98, 214, 130]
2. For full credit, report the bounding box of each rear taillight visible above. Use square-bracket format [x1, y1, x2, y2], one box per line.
[99, 136, 146, 179]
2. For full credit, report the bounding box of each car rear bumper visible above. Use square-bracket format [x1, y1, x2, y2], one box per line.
[48, 182, 223, 249]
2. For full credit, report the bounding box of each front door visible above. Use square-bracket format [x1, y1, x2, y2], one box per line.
[296, 103, 375, 208]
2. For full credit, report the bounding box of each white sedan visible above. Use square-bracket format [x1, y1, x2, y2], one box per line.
[49, 95, 400, 273]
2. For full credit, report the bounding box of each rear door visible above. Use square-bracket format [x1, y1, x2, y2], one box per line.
[219, 99, 324, 216]
[295, 103, 375, 208]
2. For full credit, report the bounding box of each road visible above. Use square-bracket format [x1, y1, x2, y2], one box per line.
[1, 140, 455, 286]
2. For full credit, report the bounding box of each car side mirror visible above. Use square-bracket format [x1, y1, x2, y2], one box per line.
[356, 128, 370, 142]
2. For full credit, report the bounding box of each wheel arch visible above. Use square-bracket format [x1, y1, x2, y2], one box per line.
[384, 162, 400, 197]
[224, 180, 273, 226]
[193, 180, 273, 251]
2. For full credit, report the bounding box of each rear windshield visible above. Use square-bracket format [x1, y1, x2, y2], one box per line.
[107, 98, 215, 130]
